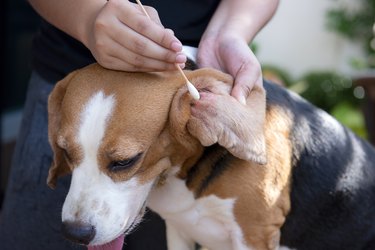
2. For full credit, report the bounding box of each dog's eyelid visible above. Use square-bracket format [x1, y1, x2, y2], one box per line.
[108, 152, 143, 172]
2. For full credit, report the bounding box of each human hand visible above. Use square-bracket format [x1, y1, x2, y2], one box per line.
[197, 33, 263, 105]
[84, 0, 186, 72]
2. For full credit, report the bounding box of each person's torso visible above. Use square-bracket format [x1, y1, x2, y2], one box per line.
[31, 0, 220, 83]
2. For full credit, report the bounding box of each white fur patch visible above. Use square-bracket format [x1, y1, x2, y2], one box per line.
[148, 167, 250, 250]
[182, 45, 198, 62]
[278, 246, 296, 250]
[62, 91, 154, 245]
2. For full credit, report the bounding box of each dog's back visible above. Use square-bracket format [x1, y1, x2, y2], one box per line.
[263, 82, 375, 249]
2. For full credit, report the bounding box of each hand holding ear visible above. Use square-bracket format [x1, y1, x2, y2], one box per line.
[187, 83, 267, 164]
[197, 29, 263, 106]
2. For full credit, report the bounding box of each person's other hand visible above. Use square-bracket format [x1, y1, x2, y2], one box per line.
[84, 0, 186, 72]
[197, 33, 262, 105]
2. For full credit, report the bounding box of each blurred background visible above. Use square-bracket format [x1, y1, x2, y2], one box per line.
[1, 0, 375, 207]
[254, 0, 375, 143]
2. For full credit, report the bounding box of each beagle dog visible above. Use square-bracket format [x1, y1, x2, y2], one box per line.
[47, 61, 375, 250]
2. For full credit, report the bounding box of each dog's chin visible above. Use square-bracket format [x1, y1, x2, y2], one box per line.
[125, 204, 146, 235]
[87, 204, 147, 250]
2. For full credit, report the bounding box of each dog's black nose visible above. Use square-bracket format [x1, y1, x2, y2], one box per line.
[62, 221, 96, 245]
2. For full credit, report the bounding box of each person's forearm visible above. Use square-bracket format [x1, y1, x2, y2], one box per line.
[204, 0, 279, 42]
[28, 0, 106, 45]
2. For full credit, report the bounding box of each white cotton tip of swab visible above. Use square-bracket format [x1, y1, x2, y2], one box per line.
[175, 64, 200, 100]
[187, 81, 200, 100]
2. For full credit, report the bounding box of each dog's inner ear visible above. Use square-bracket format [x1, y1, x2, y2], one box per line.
[183, 69, 267, 164]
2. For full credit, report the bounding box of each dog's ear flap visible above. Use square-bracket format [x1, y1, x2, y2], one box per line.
[47, 71, 77, 189]
[185, 72, 267, 164]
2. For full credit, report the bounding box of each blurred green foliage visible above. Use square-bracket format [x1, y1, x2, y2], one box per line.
[295, 72, 359, 111]
[331, 102, 368, 138]
[262, 66, 367, 139]
[295, 71, 367, 138]
[326, 0, 375, 68]
[259, 1, 374, 139]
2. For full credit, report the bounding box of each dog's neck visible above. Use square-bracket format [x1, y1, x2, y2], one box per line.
[178, 144, 232, 197]
[155, 126, 232, 199]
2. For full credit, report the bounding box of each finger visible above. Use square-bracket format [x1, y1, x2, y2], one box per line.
[102, 40, 182, 71]
[92, 8, 183, 64]
[114, 1, 182, 52]
[165, 29, 183, 52]
[108, 17, 185, 64]
[143, 5, 163, 27]
[99, 53, 181, 72]
[132, 3, 164, 27]
[230, 66, 262, 105]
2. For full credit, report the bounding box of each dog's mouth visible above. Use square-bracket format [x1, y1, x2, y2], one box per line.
[88, 234, 125, 250]
[87, 203, 147, 250]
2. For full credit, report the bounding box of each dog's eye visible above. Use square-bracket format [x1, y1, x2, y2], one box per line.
[108, 153, 143, 172]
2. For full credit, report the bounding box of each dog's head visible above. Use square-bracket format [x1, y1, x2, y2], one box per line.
[47, 64, 266, 248]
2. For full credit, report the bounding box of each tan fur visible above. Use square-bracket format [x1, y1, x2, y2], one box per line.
[48, 63, 292, 249]
[47, 70, 79, 188]
[193, 105, 293, 249]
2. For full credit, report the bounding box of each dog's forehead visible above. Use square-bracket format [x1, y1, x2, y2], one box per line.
[61, 68, 184, 142]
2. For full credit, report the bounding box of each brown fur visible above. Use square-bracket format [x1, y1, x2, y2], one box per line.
[48, 63, 292, 249]
[192, 106, 293, 249]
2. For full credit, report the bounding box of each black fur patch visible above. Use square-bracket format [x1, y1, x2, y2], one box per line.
[263, 81, 375, 249]
[186, 144, 234, 197]
[184, 58, 198, 71]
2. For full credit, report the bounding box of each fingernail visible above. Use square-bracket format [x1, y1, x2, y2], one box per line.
[176, 53, 187, 64]
[178, 63, 186, 69]
[171, 41, 182, 52]
[239, 96, 247, 105]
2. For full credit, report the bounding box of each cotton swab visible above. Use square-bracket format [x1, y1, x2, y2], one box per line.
[135, 0, 151, 19]
[135, 0, 200, 100]
[175, 65, 200, 100]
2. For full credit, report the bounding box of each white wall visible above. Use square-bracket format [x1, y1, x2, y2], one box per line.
[255, 0, 365, 79]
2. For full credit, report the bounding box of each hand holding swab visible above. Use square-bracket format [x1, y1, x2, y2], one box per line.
[135, 0, 200, 100]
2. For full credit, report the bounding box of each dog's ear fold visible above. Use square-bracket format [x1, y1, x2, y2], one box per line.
[182, 70, 267, 164]
[47, 71, 77, 189]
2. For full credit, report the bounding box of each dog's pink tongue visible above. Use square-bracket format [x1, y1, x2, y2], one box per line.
[88, 234, 125, 250]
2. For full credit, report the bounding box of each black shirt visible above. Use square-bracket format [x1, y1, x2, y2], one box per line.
[31, 0, 220, 83]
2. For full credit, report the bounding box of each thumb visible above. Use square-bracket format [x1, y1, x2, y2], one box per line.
[231, 65, 262, 105]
